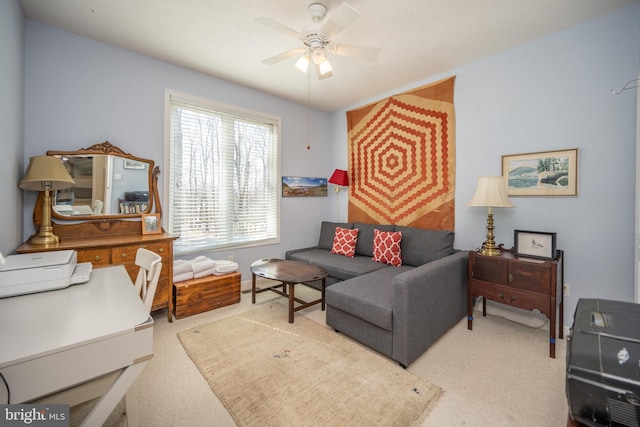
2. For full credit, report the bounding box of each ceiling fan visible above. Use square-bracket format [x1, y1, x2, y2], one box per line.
[256, 2, 380, 80]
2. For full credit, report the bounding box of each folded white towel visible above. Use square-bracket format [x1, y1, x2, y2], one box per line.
[173, 271, 194, 283]
[191, 258, 216, 274]
[173, 260, 192, 275]
[214, 260, 239, 274]
[194, 267, 217, 279]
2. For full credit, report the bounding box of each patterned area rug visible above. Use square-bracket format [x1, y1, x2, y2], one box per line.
[346, 76, 456, 230]
[177, 303, 443, 426]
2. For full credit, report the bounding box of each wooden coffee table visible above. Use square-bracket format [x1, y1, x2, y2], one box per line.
[250, 258, 328, 323]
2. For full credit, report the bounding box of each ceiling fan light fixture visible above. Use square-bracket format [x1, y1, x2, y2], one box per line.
[257, 2, 379, 80]
[311, 46, 326, 65]
[318, 59, 333, 77]
[295, 54, 310, 73]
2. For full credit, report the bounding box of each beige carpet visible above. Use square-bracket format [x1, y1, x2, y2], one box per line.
[177, 303, 443, 427]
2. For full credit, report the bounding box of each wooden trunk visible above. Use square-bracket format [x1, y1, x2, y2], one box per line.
[173, 272, 241, 319]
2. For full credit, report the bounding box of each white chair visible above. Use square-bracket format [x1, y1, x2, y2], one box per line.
[134, 248, 163, 313]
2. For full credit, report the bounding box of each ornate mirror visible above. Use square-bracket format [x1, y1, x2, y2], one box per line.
[31, 141, 163, 239]
[47, 141, 158, 219]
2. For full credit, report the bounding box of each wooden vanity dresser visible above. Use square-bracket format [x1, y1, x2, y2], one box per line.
[17, 142, 178, 322]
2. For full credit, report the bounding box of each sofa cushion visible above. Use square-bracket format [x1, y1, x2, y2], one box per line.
[331, 227, 359, 257]
[354, 222, 395, 257]
[395, 226, 455, 266]
[372, 229, 403, 266]
[287, 248, 387, 281]
[318, 221, 353, 250]
[326, 265, 414, 330]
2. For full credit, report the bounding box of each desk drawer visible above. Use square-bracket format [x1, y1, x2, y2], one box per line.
[0, 319, 153, 404]
[77, 248, 111, 266]
[472, 281, 550, 315]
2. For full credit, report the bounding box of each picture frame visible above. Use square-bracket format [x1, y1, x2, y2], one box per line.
[141, 213, 162, 234]
[502, 148, 578, 197]
[282, 176, 328, 197]
[514, 230, 556, 260]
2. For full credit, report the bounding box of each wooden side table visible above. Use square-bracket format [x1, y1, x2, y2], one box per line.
[467, 249, 564, 357]
[250, 258, 328, 323]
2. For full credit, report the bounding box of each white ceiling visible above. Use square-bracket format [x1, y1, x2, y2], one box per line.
[20, 0, 638, 112]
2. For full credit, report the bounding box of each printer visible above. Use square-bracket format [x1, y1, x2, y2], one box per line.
[0, 250, 91, 298]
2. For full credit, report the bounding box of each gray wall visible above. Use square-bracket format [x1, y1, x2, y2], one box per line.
[0, 0, 24, 256]
[331, 3, 640, 323]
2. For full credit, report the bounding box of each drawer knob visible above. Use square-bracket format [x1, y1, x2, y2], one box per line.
[159, 248, 164, 253]
[508, 273, 513, 282]
[95, 255, 101, 261]
[499, 293, 504, 300]
[121, 253, 127, 258]
[511, 296, 517, 302]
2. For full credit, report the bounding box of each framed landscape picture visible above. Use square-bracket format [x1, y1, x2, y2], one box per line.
[282, 176, 327, 197]
[502, 148, 578, 196]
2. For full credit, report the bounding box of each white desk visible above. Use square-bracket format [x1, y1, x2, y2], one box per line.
[0, 265, 153, 426]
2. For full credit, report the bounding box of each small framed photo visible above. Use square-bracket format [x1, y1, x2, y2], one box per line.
[514, 230, 556, 260]
[141, 213, 162, 235]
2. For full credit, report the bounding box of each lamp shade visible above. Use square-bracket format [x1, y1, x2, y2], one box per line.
[18, 156, 76, 191]
[468, 176, 514, 208]
[328, 169, 349, 186]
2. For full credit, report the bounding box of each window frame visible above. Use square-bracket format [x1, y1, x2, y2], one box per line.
[164, 89, 281, 255]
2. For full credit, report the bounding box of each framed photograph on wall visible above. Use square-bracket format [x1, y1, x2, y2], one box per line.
[141, 213, 162, 235]
[514, 230, 556, 260]
[282, 176, 328, 197]
[502, 148, 578, 196]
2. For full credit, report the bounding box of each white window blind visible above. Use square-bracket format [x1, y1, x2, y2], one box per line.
[167, 92, 280, 253]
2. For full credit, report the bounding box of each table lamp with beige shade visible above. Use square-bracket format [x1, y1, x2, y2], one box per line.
[468, 176, 515, 256]
[18, 156, 76, 245]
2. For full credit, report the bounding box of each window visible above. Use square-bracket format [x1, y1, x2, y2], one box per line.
[166, 91, 280, 254]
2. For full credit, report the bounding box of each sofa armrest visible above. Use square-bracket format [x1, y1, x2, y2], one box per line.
[391, 250, 469, 366]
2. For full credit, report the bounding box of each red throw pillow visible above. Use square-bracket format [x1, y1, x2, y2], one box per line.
[331, 227, 359, 257]
[372, 229, 402, 266]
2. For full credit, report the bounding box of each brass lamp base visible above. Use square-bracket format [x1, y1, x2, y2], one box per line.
[30, 189, 60, 245]
[479, 210, 501, 256]
[30, 227, 60, 245]
[479, 244, 501, 257]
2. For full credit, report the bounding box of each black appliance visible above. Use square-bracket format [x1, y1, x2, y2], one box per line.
[567, 298, 640, 427]
[124, 191, 149, 202]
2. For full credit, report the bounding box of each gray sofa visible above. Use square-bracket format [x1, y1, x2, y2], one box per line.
[285, 221, 468, 368]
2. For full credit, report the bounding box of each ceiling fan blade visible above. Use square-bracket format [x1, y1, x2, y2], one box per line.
[327, 43, 380, 61]
[255, 16, 301, 40]
[321, 2, 360, 37]
[262, 48, 306, 65]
